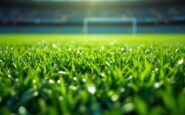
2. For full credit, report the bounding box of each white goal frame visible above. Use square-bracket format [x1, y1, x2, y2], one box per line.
[83, 17, 137, 34]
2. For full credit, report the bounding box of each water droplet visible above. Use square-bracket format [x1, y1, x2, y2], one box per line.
[178, 59, 184, 65]
[110, 52, 114, 55]
[69, 85, 77, 91]
[88, 85, 96, 94]
[32, 79, 36, 84]
[100, 73, 105, 77]
[15, 78, 19, 82]
[121, 47, 125, 51]
[82, 78, 86, 83]
[68, 48, 72, 51]
[129, 48, 133, 52]
[52, 44, 58, 49]
[73, 77, 77, 81]
[127, 75, 133, 80]
[19, 106, 26, 115]
[123, 103, 134, 113]
[154, 82, 160, 89]
[33, 91, 38, 97]
[58, 71, 66, 75]
[8, 74, 11, 78]
[120, 88, 126, 93]
[48, 79, 54, 84]
[111, 94, 119, 102]
[58, 96, 64, 101]
[105, 61, 111, 66]
[100, 46, 104, 51]
[155, 68, 159, 72]
[57, 80, 61, 84]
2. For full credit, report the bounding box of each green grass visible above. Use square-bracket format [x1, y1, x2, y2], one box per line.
[0, 34, 185, 115]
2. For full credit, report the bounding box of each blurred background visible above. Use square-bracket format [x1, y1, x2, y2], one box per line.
[0, 0, 185, 34]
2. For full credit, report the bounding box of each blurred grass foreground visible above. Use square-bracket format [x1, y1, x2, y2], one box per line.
[0, 34, 185, 115]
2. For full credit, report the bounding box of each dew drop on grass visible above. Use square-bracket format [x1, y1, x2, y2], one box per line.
[129, 48, 133, 52]
[57, 80, 61, 84]
[19, 106, 26, 115]
[69, 85, 77, 91]
[105, 61, 111, 66]
[58, 96, 64, 101]
[110, 51, 114, 55]
[109, 60, 113, 64]
[32, 79, 36, 84]
[100, 73, 105, 77]
[82, 78, 86, 83]
[127, 75, 133, 80]
[155, 68, 159, 72]
[8, 74, 11, 78]
[123, 103, 134, 113]
[52, 44, 58, 49]
[15, 78, 19, 82]
[154, 82, 161, 89]
[73, 77, 77, 81]
[178, 59, 184, 65]
[68, 48, 72, 51]
[88, 85, 96, 94]
[33, 91, 38, 97]
[121, 47, 125, 51]
[111, 94, 119, 102]
[100, 46, 104, 51]
[58, 71, 66, 75]
[58, 48, 61, 51]
[49, 79, 54, 84]
[120, 88, 126, 93]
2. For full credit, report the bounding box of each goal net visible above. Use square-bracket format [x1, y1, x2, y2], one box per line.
[83, 18, 137, 34]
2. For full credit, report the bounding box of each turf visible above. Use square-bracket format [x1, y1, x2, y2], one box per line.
[0, 34, 185, 115]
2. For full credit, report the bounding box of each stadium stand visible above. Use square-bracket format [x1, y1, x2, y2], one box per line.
[0, 0, 185, 34]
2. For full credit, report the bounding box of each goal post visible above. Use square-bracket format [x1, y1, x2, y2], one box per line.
[83, 17, 137, 34]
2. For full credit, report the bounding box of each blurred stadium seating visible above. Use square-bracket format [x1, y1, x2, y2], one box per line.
[0, 0, 185, 34]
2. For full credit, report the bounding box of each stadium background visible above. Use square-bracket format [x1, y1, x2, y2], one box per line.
[0, 0, 185, 34]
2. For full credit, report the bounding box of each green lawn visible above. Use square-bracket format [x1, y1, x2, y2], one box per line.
[0, 34, 185, 115]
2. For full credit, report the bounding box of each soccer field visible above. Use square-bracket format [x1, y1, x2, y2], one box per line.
[0, 34, 185, 115]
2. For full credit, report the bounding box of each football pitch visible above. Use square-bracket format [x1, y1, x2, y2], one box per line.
[0, 34, 185, 115]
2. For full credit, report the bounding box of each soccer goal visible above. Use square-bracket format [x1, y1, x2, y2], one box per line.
[83, 18, 137, 34]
